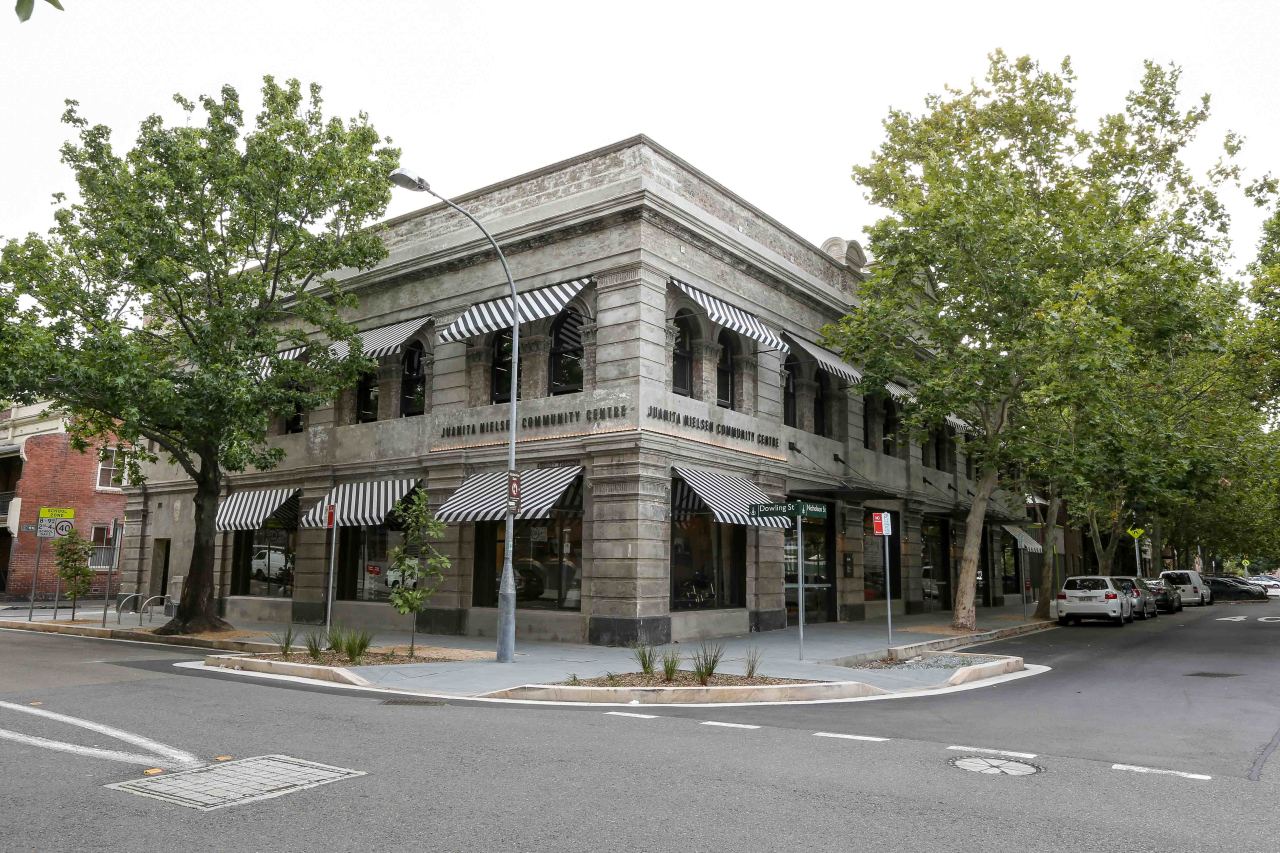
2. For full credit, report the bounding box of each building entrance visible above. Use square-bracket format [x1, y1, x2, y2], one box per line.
[785, 507, 835, 624]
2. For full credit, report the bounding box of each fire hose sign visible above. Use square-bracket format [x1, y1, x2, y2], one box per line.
[37, 506, 75, 538]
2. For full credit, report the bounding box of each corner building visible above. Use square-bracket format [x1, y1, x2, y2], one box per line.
[121, 136, 1029, 645]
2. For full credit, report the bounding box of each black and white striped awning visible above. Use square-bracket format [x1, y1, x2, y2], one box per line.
[216, 488, 301, 532]
[437, 278, 591, 344]
[300, 479, 419, 528]
[258, 346, 307, 379]
[1002, 524, 1044, 554]
[329, 316, 432, 360]
[672, 466, 790, 528]
[784, 334, 862, 384]
[436, 466, 583, 523]
[670, 278, 788, 352]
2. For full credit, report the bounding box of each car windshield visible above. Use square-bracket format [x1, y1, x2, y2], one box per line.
[1164, 572, 1190, 584]
[1064, 578, 1109, 591]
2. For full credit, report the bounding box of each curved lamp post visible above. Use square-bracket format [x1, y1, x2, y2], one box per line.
[390, 167, 518, 664]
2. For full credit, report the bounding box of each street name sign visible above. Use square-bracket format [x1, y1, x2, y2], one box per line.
[749, 501, 828, 520]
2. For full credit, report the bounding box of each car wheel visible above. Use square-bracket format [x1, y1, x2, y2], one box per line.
[1057, 616, 1069, 626]
[1113, 614, 1125, 626]
[1150, 603, 1158, 618]
[1135, 602, 1147, 620]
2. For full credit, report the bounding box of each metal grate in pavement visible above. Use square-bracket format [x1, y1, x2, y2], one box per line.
[106, 755, 364, 810]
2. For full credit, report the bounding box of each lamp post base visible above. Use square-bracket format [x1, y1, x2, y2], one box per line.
[496, 589, 516, 663]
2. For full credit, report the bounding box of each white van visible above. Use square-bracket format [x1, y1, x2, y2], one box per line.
[1161, 570, 1212, 606]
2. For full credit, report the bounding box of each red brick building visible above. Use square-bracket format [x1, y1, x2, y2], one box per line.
[1, 403, 127, 602]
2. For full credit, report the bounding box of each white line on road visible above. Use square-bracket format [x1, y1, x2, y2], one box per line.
[0, 700, 201, 770]
[813, 732, 889, 742]
[1112, 763, 1212, 781]
[604, 711, 658, 719]
[0, 728, 183, 770]
[947, 745, 1038, 759]
[701, 721, 760, 730]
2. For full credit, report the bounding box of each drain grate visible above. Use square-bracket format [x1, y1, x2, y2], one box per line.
[106, 755, 365, 811]
[1184, 672, 1241, 678]
[949, 756, 1043, 776]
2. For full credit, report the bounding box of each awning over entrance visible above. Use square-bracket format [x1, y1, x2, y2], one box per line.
[329, 315, 432, 360]
[216, 488, 301, 532]
[670, 278, 788, 352]
[1002, 524, 1044, 554]
[783, 333, 862, 384]
[437, 278, 591, 344]
[436, 466, 583, 523]
[300, 479, 419, 528]
[672, 466, 791, 528]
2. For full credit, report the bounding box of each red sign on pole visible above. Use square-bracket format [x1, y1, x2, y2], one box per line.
[872, 511, 893, 537]
[326, 504, 336, 529]
[506, 471, 521, 513]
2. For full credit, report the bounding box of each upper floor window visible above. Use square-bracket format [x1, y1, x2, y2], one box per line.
[863, 395, 876, 450]
[935, 426, 952, 471]
[882, 398, 900, 457]
[813, 373, 828, 437]
[284, 403, 305, 434]
[716, 331, 737, 410]
[97, 449, 124, 489]
[401, 341, 427, 417]
[783, 355, 799, 428]
[355, 371, 379, 423]
[491, 328, 521, 405]
[672, 312, 696, 398]
[549, 308, 585, 396]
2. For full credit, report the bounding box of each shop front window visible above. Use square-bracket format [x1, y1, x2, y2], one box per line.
[671, 513, 746, 610]
[863, 509, 900, 602]
[336, 524, 406, 602]
[231, 526, 295, 598]
[400, 341, 427, 417]
[474, 515, 583, 610]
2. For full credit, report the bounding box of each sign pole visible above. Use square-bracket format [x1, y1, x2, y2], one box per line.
[884, 526, 893, 650]
[797, 510, 805, 661]
[1133, 536, 1142, 577]
[324, 505, 338, 636]
[102, 518, 122, 628]
[26, 535, 45, 622]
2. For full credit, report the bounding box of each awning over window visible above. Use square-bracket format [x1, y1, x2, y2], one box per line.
[0, 443, 19, 459]
[783, 334, 862, 384]
[329, 315, 432, 360]
[436, 466, 583, 523]
[437, 278, 591, 344]
[672, 466, 790, 528]
[1002, 524, 1044, 554]
[258, 346, 307, 379]
[670, 278, 788, 352]
[300, 478, 419, 528]
[216, 488, 301, 532]
[945, 414, 970, 432]
[884, 381, 913, 401]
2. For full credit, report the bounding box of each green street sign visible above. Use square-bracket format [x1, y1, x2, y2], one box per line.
[749, 501, 828, 520]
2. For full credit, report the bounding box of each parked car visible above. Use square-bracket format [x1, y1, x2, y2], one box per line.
[1112, 576, 1159, 620]
[1203, 575, 1267, 601]
[1144, 577, 1183, 613]
[1247, 576, 1280, 598]
[250, 546, 291, 582]
[1161, 570, 1212, 606]
[1055, 576, 1133, 626]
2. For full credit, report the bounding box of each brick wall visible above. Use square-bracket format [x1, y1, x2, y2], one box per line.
[2, 434, 127, 601]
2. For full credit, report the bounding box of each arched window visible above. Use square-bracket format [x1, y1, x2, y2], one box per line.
[716, 331, 736, 410]
[400, 340, 427, 417]
[548, 308, 585, 396]
[934, 426, 949, 471]
[813, 373, 828, 437]
[882, 398, 899, 457]
[355, 371, 379, 423]
[862, 394, 876, 450]
[491, 328, 520, 405]
[783, 355, 799, 428]
[672, 312, 696, 397]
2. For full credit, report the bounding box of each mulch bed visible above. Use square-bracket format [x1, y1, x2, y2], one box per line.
[258, 645, 495, 667]
[559, 671, 823, 688]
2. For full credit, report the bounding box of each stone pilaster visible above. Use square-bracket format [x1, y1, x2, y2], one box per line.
[580, 321, 598, 391]
[518, 333, 550, 401]
[901, 502, 925, 614]
[837, 501, 866, 621]
[291, 482, 337, 625]
[700, 340, 722, 405]
[594, 263, 670, 391]
[751, 470, 786, 631]
[376, 359, 399, 420]
[466, 341, 492, 408]
[795, 377, 818, 433]
[737, 354, 758, 417]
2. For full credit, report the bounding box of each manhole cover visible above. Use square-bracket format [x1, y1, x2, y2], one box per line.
[1184, 672, 1241, 678]
[106, 755, 365, 810]
[949, 756, 1043, 776]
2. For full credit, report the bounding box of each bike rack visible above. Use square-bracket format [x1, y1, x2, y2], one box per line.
[140, 595, 170, 626]
[116, 593, 143, 624]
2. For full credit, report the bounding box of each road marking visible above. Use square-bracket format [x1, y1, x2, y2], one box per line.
[947, 745, 1037, 759]
[1217, 616, 1248, 622]
[1258, 617, 1280, 623]
[1112, 763, 1211, 781]
[0, 700, 201, 770]
[701, 721, 760, 730]
[604, 711, 658, 719]
[813, 732, 889, 742]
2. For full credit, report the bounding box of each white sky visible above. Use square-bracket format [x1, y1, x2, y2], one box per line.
[3, 0, 1278, 273]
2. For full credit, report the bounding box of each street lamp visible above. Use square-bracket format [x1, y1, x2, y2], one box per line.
[390, 167, 519, 664]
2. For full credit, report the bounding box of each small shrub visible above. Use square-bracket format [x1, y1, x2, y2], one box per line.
[744, 646, 762, 679]
[269, 625, 296, 658]
[568, 673, 580, 686]
[304, 632, 325, 661]
[341, 628, 374, 665]
[326, 626, 349, 653]
[605, 671, 618, 685]
[661, 647, 681, 682]
[631, 643, 657, 676]
[690, 642, 724, 686]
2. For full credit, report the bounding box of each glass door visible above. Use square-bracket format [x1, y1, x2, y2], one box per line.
[785, 508, 834, 624]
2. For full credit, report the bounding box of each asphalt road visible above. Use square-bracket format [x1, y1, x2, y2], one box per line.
[1, 602, 1278, 852]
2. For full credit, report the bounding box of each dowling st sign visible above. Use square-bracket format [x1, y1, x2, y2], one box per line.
[749, 501, 828, 520]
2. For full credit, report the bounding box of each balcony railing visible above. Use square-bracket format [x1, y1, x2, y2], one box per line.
[0, 491, 13, 519]
[90, 544, 116, 569]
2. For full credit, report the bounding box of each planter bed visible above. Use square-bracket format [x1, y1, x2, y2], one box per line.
[561, 671, 819, 688]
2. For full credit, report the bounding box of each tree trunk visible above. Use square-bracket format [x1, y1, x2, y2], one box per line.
[154, 464, 233, 635]
[953, 468, 999, 632]
[1033, 494, 1062, 620]
[1149, 521, 1163, 578]
[1102, 519, 1124, 573]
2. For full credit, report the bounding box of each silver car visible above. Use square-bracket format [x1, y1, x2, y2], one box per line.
[1055, 576, 1133, 626]
[1112, 576, 1159, 620]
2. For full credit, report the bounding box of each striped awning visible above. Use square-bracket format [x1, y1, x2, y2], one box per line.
[329, 316, 432, 360]
[216, 488, 301, 532]
[671, 278, 788, 352]
[436, 466, 583, 523]
[300, 479, 419, 528]
[784, 334, 862, 384]
[438, 278, 591, 344]
[1002, 524, 1044, 554]
[258, 346, 307, 379]
[945, 414, 972, 432]
[884, 381, 913, 402]
[672, 466, 790, 528]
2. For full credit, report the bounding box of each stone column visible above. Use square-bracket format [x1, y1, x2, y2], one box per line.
[736, 354, 758, 417]
[518, 332, 550, 401]
[795, 377, 818, 433]
[699, 339, 722, 405]
[466, 341, 492, 408]
[291, 482, 338, 625]
[376, 359, 399, 420]
[418, 462, 470, 634]
[901, 502, 925, 614]
[580, 321, 598, 391]
[837, 501, 866, 621]
[594, 263, 670, 391]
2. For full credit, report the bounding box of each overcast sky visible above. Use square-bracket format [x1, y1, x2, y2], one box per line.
[3, 1, 1278, 273]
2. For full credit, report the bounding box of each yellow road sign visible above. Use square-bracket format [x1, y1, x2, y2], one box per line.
[38, 507, 75, 519]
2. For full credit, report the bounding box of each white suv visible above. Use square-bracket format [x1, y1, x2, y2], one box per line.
[1161, 570, 1212, 606]
[1055, 576, 1133, 626]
